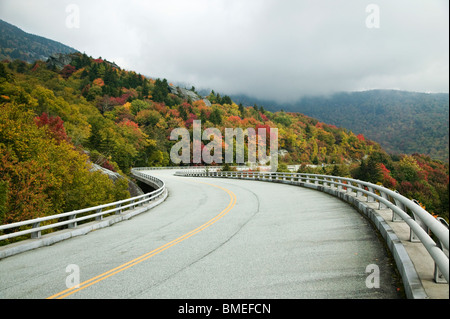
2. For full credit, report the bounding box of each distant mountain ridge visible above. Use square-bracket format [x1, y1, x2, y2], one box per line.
[230, 90, 449, 162]
[0, 19, 78, 63]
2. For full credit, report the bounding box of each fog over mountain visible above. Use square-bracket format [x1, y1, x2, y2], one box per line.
[229, 90, 449, 161]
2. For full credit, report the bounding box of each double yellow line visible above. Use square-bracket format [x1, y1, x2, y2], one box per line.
[47, 182, 237, 299]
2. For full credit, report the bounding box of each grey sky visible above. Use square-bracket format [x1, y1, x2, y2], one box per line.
[0, 0, 448, 102]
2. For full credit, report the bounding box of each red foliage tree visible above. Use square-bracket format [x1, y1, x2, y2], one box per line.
[260, 112, 269, 122]
[60, 64, 77, 79]
[185, 113, 198, 128]
[379, 163, 397, 188]
[34, 113, 71, 144]
[227, 115, 242, 126]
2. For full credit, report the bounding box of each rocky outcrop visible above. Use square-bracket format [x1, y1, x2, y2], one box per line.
[168, 84, 213, 106]
[168, 84, 178, 95]
[168, 84, 200, 102]
[46, 53, 74, 70]
[91, 164, 144, 197]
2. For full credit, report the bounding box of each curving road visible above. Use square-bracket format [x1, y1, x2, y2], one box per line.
[0, 169, 403, 299]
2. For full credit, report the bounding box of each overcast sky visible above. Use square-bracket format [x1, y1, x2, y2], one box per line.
[0, 0, 448, 102]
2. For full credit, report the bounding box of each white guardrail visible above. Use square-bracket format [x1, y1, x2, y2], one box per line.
[0, 169, 165, 244]
[173, 169, 449, 284]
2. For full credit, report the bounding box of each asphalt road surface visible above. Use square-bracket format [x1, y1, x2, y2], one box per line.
[0, 169, 403, 299]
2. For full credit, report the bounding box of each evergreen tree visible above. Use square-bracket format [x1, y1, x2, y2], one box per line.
[178, 104, 188, 121]
[0, 63, 9, 80]
[209, 108, 222, 125]
[200, 109, 207, 122]
[355, 156, 382, 183]
[222, 95, 232, 105]
[153, 78, 169, 103]
[238, 103, 245, 117]
[142, 80, 150, 97]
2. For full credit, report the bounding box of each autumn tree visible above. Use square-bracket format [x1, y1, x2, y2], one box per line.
[0, 102, 129, 224]
[34, 112, 71, 144]
[60, 64, 77, 79]
[130, 99, 149, 115]
[0, 180, 7, 224]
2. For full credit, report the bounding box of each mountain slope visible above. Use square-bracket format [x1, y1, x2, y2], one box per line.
[230, 90, 449, 161]
[288, 90, 449, 161]
[0, 19, 78, 63]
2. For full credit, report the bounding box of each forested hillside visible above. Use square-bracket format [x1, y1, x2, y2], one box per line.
[0, 53, 448, 227]
[253, 90, 449, 161]
[0, 19, 78, 64]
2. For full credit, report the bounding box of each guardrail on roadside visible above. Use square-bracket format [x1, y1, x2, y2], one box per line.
[132, 166, 222, 171]
[0, 170, 166, 247]
[175, 169, 449, 285]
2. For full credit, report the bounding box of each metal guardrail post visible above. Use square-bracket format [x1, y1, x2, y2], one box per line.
[378, 191, 389, 210]
[391, 191, 404, 222]
[336, 178, 342, 191]
[346, 181, 353, 194]
[367, 186, 375, 202]
[95, 208, 103, 221]
[68, 214, 77, 228]
[356, 183, 363, 197]
[411, 199, 430, 242]
[116, 203, 122, 215]
[31, 222, 41, 239]
[435, 217, 449, 283]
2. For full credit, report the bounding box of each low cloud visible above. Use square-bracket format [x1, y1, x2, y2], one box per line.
[1, 0, 448, 102]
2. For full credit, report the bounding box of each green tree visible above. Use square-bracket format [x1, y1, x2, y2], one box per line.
[354, 156, 382, 183]
[393, 155, 421, 183]
[277, 163, 289, 172]
[209, 107, 222, 125]
[238, 103, 245, 117]
[153, 78, 169, 103]
[130, 99, 148, 115]
[178, 103, 188, 121]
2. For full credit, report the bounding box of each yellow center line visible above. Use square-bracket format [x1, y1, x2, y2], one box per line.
[47, 181, 236, 299]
